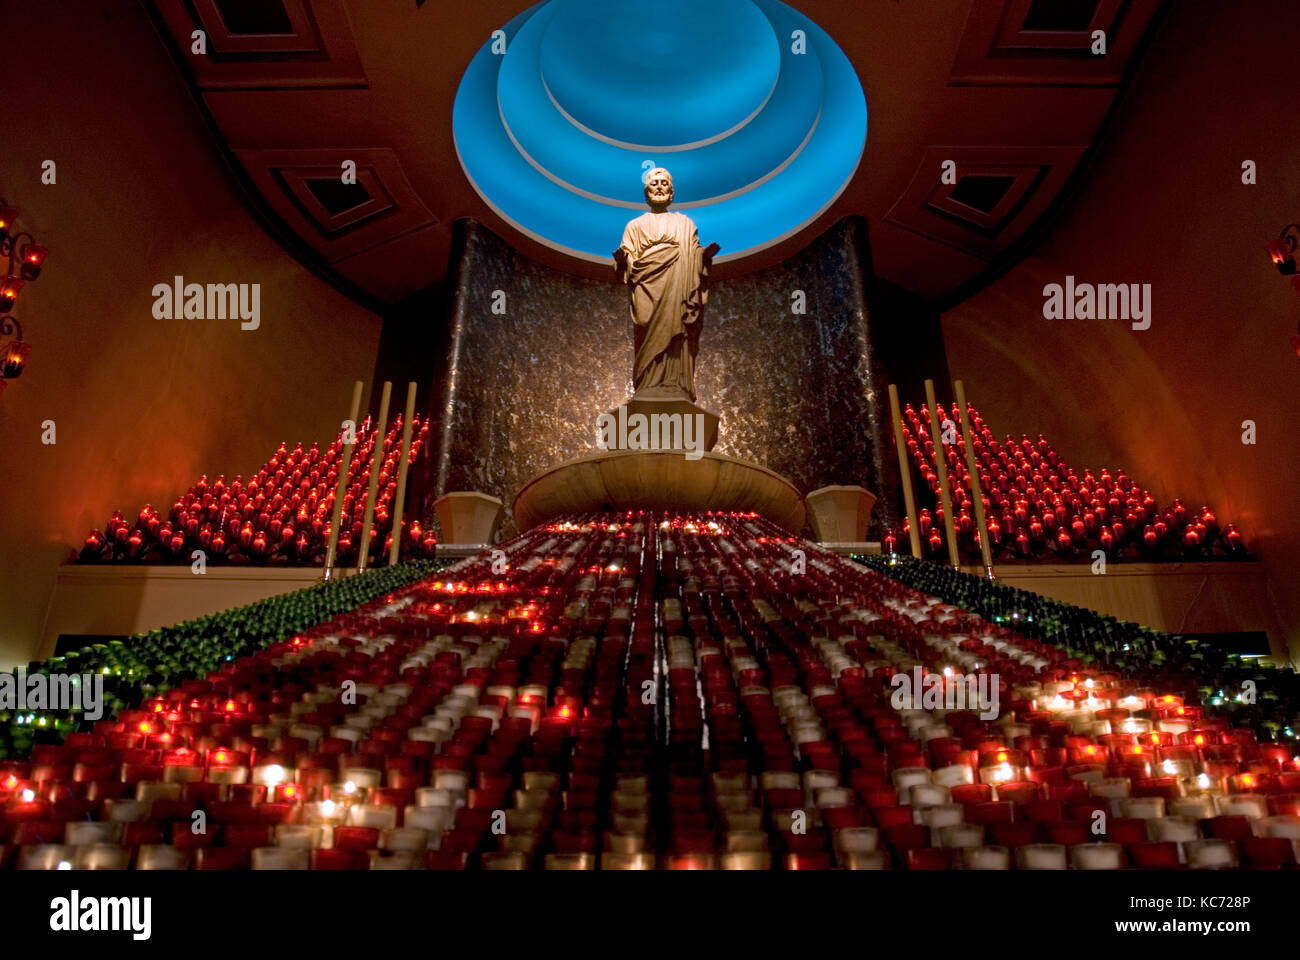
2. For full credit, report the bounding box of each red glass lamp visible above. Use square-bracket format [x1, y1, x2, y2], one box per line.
[1, 316, 28, 380]
[20, 243, 49, 281]
[0, 275, 22, 312]
[1267, 224, 1299, 274]
[1269, 225, 1300, 359]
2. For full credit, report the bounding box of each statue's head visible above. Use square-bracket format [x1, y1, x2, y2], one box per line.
[644, 168, 674, 210]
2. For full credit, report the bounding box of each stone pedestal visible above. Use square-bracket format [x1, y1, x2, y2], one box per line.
[433, 491, 504, 545]
[805, 485, 877, 543]
[513, 450, 805, 533]
[601, 388, 719, 454]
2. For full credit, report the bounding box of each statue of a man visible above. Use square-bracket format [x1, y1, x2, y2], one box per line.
[613, 168, 719, 403]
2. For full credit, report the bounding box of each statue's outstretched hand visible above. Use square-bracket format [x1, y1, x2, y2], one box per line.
[703, 242, 720, 260]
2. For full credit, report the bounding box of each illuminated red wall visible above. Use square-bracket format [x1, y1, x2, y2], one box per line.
[0, 5, 382, 668]
[942, 2, 1300, 654]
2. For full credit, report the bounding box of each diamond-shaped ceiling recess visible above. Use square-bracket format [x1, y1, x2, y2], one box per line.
[452, 0, 867, 264]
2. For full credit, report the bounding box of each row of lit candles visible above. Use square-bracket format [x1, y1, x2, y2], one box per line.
[898, 403, 1241, 555]
[82, 418, 430, 561]
[17, 512, 1289, 827]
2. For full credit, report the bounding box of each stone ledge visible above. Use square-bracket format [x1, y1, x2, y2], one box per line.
[513, 449, 805, 533]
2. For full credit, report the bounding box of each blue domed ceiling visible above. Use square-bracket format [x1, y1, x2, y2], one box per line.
[453, 0, 867, 264]
[150, 0, 1167, 303]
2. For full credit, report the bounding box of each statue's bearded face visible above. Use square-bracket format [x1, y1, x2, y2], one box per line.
[645, 169, 673, 208]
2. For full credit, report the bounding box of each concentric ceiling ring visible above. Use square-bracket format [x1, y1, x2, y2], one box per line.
[453, 0, 867, 264]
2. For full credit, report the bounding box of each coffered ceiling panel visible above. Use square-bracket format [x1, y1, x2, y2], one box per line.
[153, 0, 366, 88]
[233, 147, 436, 262]
[886, 145, 1087, 260]
[951, 0, 1162, 85]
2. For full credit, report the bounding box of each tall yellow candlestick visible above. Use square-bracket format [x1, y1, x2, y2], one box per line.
[388, 381, 418, 567]
[924, 379, 961, 570]
[954, 380, 995, 580]
[356, 381, 392, 571]
[887, 384, 923, 559]
[323, 380, 363, 581]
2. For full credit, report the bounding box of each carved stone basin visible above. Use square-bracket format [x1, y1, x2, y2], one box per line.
[513, 449, 805, 533]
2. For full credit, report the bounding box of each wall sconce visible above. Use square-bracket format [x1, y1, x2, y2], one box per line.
[0, 199, 49, 393]
[1266, 224, 1300, 362]
[1265, 224, 1299, 275]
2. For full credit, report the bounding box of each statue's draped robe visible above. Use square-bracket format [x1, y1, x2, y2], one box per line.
[616, 211, 709, 401]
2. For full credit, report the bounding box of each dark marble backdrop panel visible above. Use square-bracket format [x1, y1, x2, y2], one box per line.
[431, 216, 895, 538]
